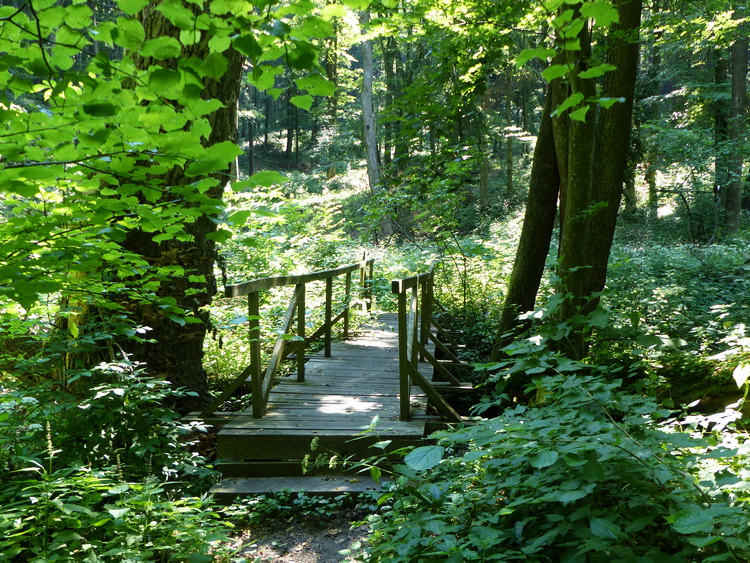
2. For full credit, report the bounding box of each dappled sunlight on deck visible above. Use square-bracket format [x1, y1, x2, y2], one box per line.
[317, 395, 382, 414]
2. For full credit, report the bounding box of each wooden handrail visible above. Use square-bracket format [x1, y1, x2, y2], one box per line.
[201, 258, 375, 418]
[391, 264, 462, 423]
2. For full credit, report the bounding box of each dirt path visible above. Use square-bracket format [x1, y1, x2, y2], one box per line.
[229, 510, 369, 562]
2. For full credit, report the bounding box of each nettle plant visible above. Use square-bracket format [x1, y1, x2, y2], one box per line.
[362, 372, 750, 562]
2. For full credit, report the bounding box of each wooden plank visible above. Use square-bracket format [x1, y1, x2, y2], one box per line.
[211, 475, 387, 501]
[226, 259, 374, 297]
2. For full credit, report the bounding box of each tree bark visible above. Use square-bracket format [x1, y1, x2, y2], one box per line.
[561, 0, 643, 356]
[496, 0, 642, 361]
[361, 11, 380, 193]
[724, 14, 747, 234]
[122, 4, 243, 411]
[492, 85, 560, 359]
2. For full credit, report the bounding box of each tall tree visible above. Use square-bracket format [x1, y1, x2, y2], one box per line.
[494, 0, 643, 359]
[120, 2, 244, 410]
[723, 7, 747, 233]
[361, 11, 381, 194]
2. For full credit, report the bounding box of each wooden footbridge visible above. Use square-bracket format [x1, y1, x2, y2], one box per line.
[191, 259, 471, 499]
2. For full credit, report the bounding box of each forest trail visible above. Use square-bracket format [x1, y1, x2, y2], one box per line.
[211, 314, 437, 499]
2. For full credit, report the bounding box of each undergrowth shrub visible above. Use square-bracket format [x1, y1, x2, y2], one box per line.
[0, 360, 231, 561]
[361, 373, 750, 562]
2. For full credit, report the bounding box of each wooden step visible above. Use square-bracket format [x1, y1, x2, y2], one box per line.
[211, 475, 389, 502]
[217, 429, 424, 460]
[217, 460, 364, 478]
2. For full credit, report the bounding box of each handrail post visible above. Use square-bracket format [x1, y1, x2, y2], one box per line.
[397, 289, 411, 420]
[343, 272, 351, 339]
[324, 277, 333, 357]
[296, 283, 305, 381]
[248, 291, 263, 418]
[367, 259, 374, 313]
[410, 285, 419, 368]
[359, 262, 366, 310]
[420, 272, 433, 362]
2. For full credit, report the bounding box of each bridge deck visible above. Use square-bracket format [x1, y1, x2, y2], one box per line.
[216, 313, 433, 462]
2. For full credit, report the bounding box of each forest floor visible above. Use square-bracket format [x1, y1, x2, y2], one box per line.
[229, 508, 369, 562]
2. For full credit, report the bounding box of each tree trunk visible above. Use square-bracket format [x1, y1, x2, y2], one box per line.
[506, 70, 514, 197]
[248, 119, 255, 176]
[500, 0, 642, 361]
[724, 15, 747, 234]
[122, 4, 243, 411]
[714, 50, 730, 202]
[560, 0, 643, 357]
[492, 85, 560, 359]
[361, 11, 380, 192]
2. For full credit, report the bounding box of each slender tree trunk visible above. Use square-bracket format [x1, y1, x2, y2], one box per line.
[361, 11, 380, 192]
[285, 91, 294, 160]
[248, 119, 255, 176]
[560, 0, 643, 357]
[264, 96, 271, 146]
[122, 4, 244, 410]
[506, 70, 514, 197]
[714, 50, 730, 201]
[492, 85, 560, 359]
[725, 15, 747, 233]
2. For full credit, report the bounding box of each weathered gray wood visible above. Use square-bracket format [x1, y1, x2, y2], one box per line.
[212, 475, 388, 502]
[249, 292, 262, 418]
[405, 362, 462, 422]
[258, 285, 302, 414]
[214, 314, 438, 466]
[415, 340, 462, 386]
[225, 259, 374, 297]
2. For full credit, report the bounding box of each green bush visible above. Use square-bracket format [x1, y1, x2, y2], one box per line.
[360, 374, 750, 562]
[0, 360, 232, 561]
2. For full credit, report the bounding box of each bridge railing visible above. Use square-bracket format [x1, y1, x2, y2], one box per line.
[391, 265, 463, 422]
[201, 258, 374, 418]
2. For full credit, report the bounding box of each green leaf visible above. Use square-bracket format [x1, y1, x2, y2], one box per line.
[149, 68, 182, 90]
[82, 101, 116, 117]
[556, 490, 588, 503]
[141, 36, 182, 60]
[203, 52, 228, 80]
[112, 17, 144, 50]
[578, 63, 617, 79]
[286, 44, 315, 70]
[8, 180, 39, 197]
[246, 170, 289, 187]
[554, 92, 584, 116]
[581, 456, 605, 481]
[589, 517, 621, 539]
[541, 64, 569, 82]
[596, 97, 625, 108]
[205, 140, 243, 161]
[117, 0, 149, 15]
[580, 1, 620, 27]
[404, 445, 444, 471]
[107, 507, 131, 519]
[290, 95, 313, 111]
[529, 449, 559, 469]
[340, 0, 370, 8]
[733, 363, 750, 389]
[569, 105, 590, 122]
[516, 47, 557, 68]
[625, 516, 655, 533]
[296, 74, 335, 97]
[205, 229, 232, 243]
[233, 34, 262, 60]
[166, 314, 186, 327]
[672, 509, 714, 534]
[185, 159, 227, 176]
